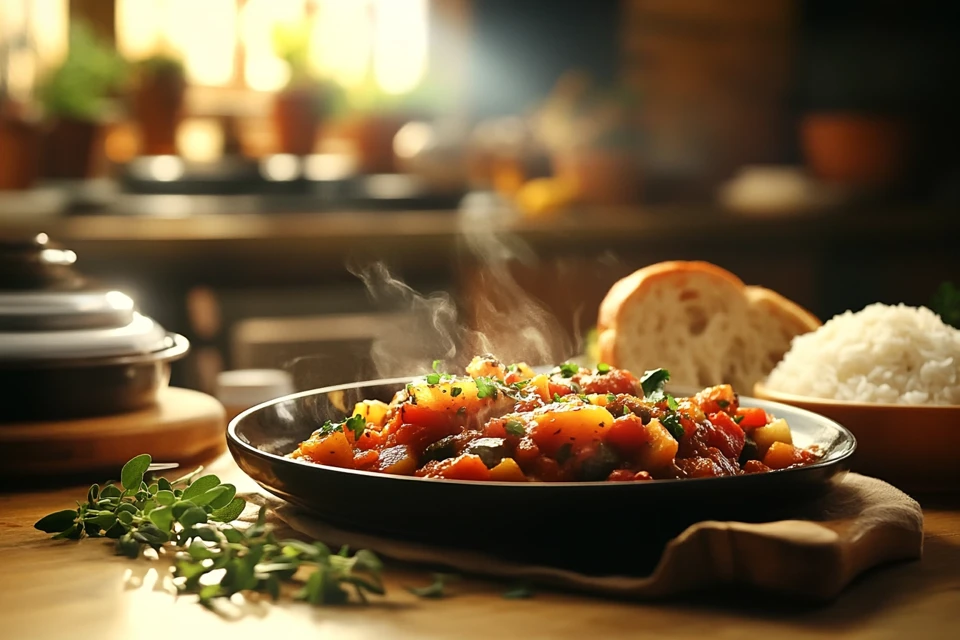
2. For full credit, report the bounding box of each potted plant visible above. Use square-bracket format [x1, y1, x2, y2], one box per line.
[270, 22, 340, 156]
[132, 52, 186, 156]
[36, 22, 126, 179]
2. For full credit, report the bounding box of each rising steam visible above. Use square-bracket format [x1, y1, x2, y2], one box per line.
[349, 194, 575, 378]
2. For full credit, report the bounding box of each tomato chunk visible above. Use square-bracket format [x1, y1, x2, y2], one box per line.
[736, 407, 769, 430]
[604, 414, 650, 455]
[706, 412, 746, 460]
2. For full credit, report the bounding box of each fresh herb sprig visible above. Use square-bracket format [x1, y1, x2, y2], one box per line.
[932, 281, 960, 329]
[34, 454, 385, 608]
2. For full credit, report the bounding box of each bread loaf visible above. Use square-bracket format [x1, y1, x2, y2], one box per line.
[597, 261, 820, 391]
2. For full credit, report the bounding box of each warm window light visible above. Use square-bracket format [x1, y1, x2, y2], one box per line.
[310, 0, 371, 89]
[373, 0, 428, 95]
[241, 0, 304, 92]
[0, 0, 67, 100]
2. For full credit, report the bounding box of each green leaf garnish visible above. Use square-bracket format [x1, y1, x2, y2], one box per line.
[426, 373, 441, 385]
[665, 395, 679, 411]
[504, 420, 525, 436]
[432, 359, 442, 373]
[661, 414, 685, 441]
[596, 362, 610, 374]
[450, 386, 462, 398]
[345, 414, 366, 440]
[733, 415, 744, 425]
[558, 362, 579, 378]
[640, 368, 670, 396]
[552, 393, 563, 403]
[606, 393, 616, 403]
[34, 454, 385, 608]
[475, 377, 499, 399]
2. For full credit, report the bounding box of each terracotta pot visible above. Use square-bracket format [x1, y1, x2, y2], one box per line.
[553, 149, 642, 206]
[0, 117, 40, 189]
[133, 69, 186, 156]
[801, 113, 910, 187]
[272, 88, 322, 156]
[343, 113, 408, 174]
[41, 118, 99, 180]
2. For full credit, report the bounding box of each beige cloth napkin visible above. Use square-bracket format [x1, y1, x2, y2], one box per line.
[246, 473, 923, 601]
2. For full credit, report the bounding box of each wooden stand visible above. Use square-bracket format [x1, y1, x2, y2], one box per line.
[0, 388, 226, 479]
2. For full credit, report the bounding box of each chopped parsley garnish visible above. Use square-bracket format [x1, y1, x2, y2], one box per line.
[345, 414, 366, 439]
[555, 443, 573, 464]
[450, 386, 462, 397]
[578, 394, 590, 404]
[558, 363, 579, 378]
[733, 414, 744, 424]
[425, 373, 441, 385]
[661, 414, 685, 441]
[640, 368, 671, 396]
[552, 393, 563, 403]
[623, 406, 631, 416]
[717, 399, 729, 408]
[597, 362, 610, 374]
[665, 395, 679, 411]
[475, 377, 499, 399]
[511, 380, 529, 390]
[504, 420, 525, 436]
[606, 393, 616, 403]
[319, 414, 366, 440]
[506, 364, 518, 372]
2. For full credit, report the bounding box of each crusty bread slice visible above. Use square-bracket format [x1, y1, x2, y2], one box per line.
[597, 261, 820, 391]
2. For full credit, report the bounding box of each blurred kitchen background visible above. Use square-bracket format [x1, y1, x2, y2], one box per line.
[1, 0, 958, 396]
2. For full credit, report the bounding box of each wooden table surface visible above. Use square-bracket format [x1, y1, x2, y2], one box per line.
[3, 454, 960, 640]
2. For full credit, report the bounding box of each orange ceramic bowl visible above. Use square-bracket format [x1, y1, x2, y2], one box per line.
[754, 383, 960, 493]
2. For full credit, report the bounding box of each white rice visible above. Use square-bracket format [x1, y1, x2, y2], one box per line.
[765, 303, 960, 405]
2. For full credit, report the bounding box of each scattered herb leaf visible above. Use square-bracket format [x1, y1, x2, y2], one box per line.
[660, 414, 685, 441]
[450, 386, 462, 398]
[345, 414, 366, 440]
[932, 281, 960, 329]
[553, 393, 563, 403]
[606, 393, 616, 403]
[35, 454, 385, 608]
[504, 420, 525, 436]
[640, 368, 671, 396]
[665, 395, 679, 412]
[406, 573, 457, 599]
[426, 373, 441, 385]
[558, 363, 579, 378]
[475, 377, 499, 400]
[733, 415, 744, 425]
[596, 362, 610, 374]
[503, 584, 535, 599]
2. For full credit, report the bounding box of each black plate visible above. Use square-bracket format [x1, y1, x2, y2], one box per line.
[228, 378, 857, 576]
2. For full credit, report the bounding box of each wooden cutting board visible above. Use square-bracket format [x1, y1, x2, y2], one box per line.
[0, 387, 226, 479]
[257, 472, 924, 601]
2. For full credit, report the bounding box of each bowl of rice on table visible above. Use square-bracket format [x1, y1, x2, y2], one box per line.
[754, 303, 960, 492]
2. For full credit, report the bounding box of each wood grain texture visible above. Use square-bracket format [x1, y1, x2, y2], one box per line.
[0, 388, 226, 478]
[1, 455, 959, 640]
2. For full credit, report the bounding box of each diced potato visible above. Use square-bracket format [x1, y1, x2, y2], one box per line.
[586, 393, 611, 407]
[351, 400, 390, 428]
[528, 374, 552, 403]
[298, 431, 355, 469]
[636, 419, 679, 470]
[377, 444, 417, 475]
[408, 379, 482, 414]
[466, 355, 507, 380]
[752, 418, 793, 456]
[439, 454, 491, 481]
[530, 404, 615, 455]
[488, 457, 528, 482]
[763, 441, 804, 470]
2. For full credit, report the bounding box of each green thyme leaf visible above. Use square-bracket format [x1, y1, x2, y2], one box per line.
[596, 363, 610, 374]
[425, 373, 441, 385]
[450, 386, 462, 397]
[665, 395, 679, 411]
[606, 393, 616, 403]
[120, 454, 152, 491]
[34, 509, 78, 534]
[553, 393, 563, 403]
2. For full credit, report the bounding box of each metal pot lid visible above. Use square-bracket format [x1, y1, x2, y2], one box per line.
[0, 312, 170, 361]
[0, 289, 136, 331]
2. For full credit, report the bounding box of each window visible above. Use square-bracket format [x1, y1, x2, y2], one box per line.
[116, 0, 429, 95]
